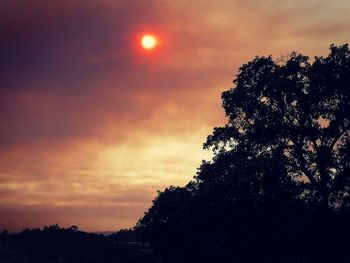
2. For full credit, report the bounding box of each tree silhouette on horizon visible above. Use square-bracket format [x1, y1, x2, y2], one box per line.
[136, 44, 350, 263]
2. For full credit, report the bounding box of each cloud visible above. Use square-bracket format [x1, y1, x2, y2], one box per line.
[0, 203, 147, 232]
[1, 0, 350, 231]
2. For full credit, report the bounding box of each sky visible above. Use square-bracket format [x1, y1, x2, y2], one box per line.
[1, 0, 350, 232]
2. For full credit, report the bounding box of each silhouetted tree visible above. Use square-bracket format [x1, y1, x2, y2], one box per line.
[0, 225, 155, 263]
[136, 44, 350, 263]
[68, 225, 79, 233]
[205, 44, 350, 209]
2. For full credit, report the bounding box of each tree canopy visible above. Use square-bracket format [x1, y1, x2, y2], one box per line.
[136, 44, 350, 263]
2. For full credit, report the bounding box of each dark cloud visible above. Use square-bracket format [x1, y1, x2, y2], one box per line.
[0, 0, 163, 90]
[0, 0, 229, 149]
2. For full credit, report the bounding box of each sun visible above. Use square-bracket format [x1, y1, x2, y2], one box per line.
[141, 34, 158, 50]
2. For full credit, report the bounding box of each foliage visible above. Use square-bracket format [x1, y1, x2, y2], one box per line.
[0, 225, 155, 263]
[136, 44, 350, 263]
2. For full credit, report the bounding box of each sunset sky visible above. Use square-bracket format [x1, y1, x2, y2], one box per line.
[1, 0, 350, 232]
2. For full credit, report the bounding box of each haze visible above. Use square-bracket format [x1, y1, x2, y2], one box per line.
[1, 0, 350, 232]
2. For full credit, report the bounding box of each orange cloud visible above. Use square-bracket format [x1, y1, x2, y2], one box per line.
[1, 0, 350, 232]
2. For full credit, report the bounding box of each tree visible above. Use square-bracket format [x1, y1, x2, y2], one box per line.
[68, 225, 79, 233]
[136, 44, 350, 263]
[204, 44, 350, 210]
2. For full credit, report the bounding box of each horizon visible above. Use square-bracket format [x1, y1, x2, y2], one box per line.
[2, 0, 350, 232]
[1, 227, 118, 235]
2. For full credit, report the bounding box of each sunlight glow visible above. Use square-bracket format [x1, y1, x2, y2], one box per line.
[141, 34, 157, 50]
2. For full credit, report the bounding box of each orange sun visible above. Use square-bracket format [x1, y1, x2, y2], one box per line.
[141, 34, 158, 50]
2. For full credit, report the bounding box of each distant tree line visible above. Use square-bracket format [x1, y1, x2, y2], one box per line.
[0, 225, 155, 263]
[136, 44, 350, 263]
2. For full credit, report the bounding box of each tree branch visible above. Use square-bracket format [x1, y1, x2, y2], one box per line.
[290, 137, 316, 185]
[330, 129, 347, 151]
